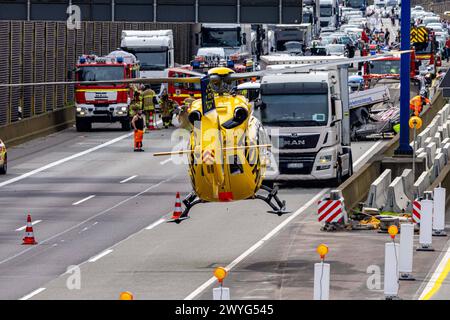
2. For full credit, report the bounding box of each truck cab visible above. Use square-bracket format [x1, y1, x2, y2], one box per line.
[319, 0, 339, 28]
[192, 24, 252, 72]
[74, 51, 139, 132]
[257, 56, 352, 185]
[121, 30, 174, 93]
[266, 24, 312, 55]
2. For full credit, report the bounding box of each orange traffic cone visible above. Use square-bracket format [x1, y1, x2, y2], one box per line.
[170, 192, 183, 221]
[147, 111, 157, 130]
[22, 214, 37, 245]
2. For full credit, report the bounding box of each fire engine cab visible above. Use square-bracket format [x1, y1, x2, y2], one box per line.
[74, 50, 140, 132]
[412, 30, 441, 78]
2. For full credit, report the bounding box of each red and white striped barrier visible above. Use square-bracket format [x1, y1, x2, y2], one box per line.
[412, 200, 421, 224]
[318, 199, 344, 224]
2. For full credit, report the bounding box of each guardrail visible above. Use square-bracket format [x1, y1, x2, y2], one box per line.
[340, 88, 447, 212]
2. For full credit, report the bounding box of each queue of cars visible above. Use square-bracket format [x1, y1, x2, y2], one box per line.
[411, 6, 450, 62]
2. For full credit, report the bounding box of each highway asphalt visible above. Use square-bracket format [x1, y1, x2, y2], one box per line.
[0, 121, 391, 300]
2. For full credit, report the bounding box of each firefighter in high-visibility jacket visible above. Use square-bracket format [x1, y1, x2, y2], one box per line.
[160, 91, 175, 129]
[129, 85, 142, 118]
[178, 93, 196, 131]
[410, 94, 431, 116]
[141, 86, 158, 129]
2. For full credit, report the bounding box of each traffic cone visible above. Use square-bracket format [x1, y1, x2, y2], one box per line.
[22, 214, 37, 245]
[147, 111, 157, 130]
[170, 192, 183, 221]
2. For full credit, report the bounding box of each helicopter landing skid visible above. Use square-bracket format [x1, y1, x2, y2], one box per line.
[255, 185, 287, 216]
[167, 191, 203, 224]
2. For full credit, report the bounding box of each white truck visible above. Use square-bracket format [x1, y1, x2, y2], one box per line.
[120, 30, 174, 93]
[256, 55, 352, 185]
[266, 24, 312, 55]
[319, 0, 339, 28]
[191, 24, 252, 70]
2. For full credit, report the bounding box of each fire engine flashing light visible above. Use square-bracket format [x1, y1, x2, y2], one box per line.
[79, 57, 86, 64]
[227, 60, 235, 68]
[117, 56, 124, 63]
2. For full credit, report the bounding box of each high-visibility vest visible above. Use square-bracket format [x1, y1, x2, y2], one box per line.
[142, 89, 156, 111]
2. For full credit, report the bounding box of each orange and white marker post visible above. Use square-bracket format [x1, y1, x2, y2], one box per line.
[399, 223, 415, 281]
[313, 244, 330, 300]
[384, 226, 400, 299]
[213, 267, 230, 300]
[432, 187, 447, 236]
[22, 214, 37, 245]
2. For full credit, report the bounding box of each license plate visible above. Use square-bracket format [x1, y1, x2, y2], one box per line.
[287, 163, 304, 169]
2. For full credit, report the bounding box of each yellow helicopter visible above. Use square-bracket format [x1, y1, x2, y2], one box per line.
[0, 51, 410, 223]
[153, 66, 286, 222]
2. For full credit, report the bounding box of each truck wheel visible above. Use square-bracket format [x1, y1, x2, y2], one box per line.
[76, 118, 91, 132]
[121, 120, 131, 131]
[0, 154, 7, 174]
[345, 153, 353, 180]
[332, 165, 343, 187]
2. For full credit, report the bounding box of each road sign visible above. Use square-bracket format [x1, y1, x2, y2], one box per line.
[410, 26, 428, 43]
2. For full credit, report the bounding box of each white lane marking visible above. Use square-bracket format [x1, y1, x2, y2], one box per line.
[0, 132, 133, 189]
[418, 246, 450, 300]
[160, 158, 172, 165]
[120, 175, 138, 184]
[15, 220, 42, 232]
[353, 141, 383, 168]
[184, 188, 329, 300]
[145, 218, 166, 230]
[19, 288, 46, 300]
[0, 175, 176, 267]
[72, 195, 96, 206]
[88, 249, 113, 263]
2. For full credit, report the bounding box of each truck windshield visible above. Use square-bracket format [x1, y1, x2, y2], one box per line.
[77, 66, 124, 84]
[413, 42, 433, 55]
[369, 59, 400, 75]
[202, 29, 241, 47]
[320, 6, 333, 17]
[348, 0, 363, 7]
[133, 51, 167, 71]
[260, 94, 329, 126]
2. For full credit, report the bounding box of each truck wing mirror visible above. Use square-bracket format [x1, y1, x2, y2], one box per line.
[242, 33, 247, 45]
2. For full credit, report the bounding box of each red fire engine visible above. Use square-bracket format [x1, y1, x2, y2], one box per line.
[412, 30, 441, 78]
[166, 67, 203, 106]
[74, 50, 140, 132]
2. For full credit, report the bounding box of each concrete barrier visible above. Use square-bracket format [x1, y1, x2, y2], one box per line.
[442, 137, 450, 146]
[384, 176, 411, 213]
[416, 147, 424, 155]
[418, 128, 430, 149]
[401, 169, 414, 200]
[432, 133, 441, 148]
[442, 143, 450, 161]
[340, 89, 446, 212]
[365, 169, 392, 210]
[426, 142, 437, 166]
[0, 106, 75, 147]
[417, 152, 429, 170]
[414, 171, 431, 200]
[433, 153, 445, 179]
[424, 137, 433, 147]
[438, 126, 448, 141]
[436, 148, 448, 165]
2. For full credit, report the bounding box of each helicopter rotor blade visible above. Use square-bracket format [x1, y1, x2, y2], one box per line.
[0, 76, 202, 88]
[153, 144, 272, 157]
[224, 50, 412, 82]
